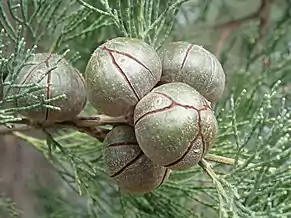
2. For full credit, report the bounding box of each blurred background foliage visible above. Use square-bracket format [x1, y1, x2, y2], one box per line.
[0, 0, 290, 218]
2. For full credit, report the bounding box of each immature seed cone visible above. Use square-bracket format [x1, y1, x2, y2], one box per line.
[158, 42, 225, 103]
[5, 53, 87, 123]
[134, 82, 218, 170]
[85, 37, 162, 116]
[103, 125, 169, 194]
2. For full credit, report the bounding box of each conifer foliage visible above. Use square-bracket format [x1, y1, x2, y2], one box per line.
[0, 0, 290, 217]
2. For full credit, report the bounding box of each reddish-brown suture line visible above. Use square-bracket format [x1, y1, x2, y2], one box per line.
[154, 91, 210, 112]
[16, 55, 56, 121]
[164, 133, 200, 167]
[197, 112, 206, 156]
[157, 168, 170, 189]
[180, 44, 194, 70]
[44, 54, 52, 68]
[107, 141, 139, 147]
[134, 91, 210, 125]
[102, 46, 156, 78]
[45, 71, 52, 121]
[44, 55, 53, 121]
[165, 107, 207, 167]
[102, 47, 140, 101]
[110, 152, 144, 178]
[135, 91, 209, 167]
[134, 101, 175, 126]
[155, 91, 209, 164]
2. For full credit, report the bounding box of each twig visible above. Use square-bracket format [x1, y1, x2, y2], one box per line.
[75, 0, 110, 16]
[73, 114, 127, 126]
[142, 0, 188, 40]
[204, 153, 280, 174]
[204, 153, 235, 166]
[199, 159, 229, 201]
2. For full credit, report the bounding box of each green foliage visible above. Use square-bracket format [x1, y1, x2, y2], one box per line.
[0, 0, 291, 218]
[0, 195, 21, 218]
[0, 25, 36, 124]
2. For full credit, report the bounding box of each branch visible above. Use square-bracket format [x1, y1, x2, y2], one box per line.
[0, 114, 130, 141]
[214, 0, 273, 56]
[214, 0, 271, 30]
[7, 114, 129, 127]
[72, 114, 128, 126]
[258, 0, 272, 41]
[214, 10, 258, 30]
[59, 123, 110, 142]
[0, 124, 32, 134]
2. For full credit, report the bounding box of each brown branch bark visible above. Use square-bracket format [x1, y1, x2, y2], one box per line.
[0, 114, 130, 141]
